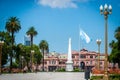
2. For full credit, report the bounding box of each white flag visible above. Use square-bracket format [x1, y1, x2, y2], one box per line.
[80, 29, 90, 43]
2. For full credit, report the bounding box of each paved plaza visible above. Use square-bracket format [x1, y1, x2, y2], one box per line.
[0, 72, 89, 80]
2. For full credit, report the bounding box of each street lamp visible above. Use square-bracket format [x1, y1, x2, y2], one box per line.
[31, 50, 34, 72]
[100, 4, 112, 80]
[21, 56, 24, 70]
[96, 39, 101, 70]
[0, 40, 4, 74]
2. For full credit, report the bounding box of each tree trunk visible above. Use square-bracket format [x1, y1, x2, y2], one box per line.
[30, 35, 33, 72]
[31, 35, 33, 49]
[10, 32, 14, 73]
[36, 62, 38, 72]
[43, 49, 44, 71]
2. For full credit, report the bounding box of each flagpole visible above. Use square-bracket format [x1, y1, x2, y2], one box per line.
[79, 25, 81, 70]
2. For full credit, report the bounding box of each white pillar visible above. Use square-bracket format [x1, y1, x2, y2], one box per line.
[66, 38, 73, 71]
[68, 38, 72, 61]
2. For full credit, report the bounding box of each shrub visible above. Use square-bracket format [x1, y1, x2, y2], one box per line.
[73, 68, 80, 72]
[57, 68, 65, 72]
[12, 62, 19, 68]
[90, 76, 103, 80]
[110, 74, 120, 80]
[90, 74, 120, 80]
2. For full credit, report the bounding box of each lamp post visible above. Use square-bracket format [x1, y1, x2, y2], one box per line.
[0, 40, 4, 75]
[21, 56, 24, 70]
[31, 50, 34, 72]
[100, 4, 112, 80]
[96, 39, 101, 70]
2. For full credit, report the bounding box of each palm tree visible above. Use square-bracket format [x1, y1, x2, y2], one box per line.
[26, 26, 38, 48]
[39, 40, 49, 71]
[26, 26, 37, 72]
[5, 17, 21, 72]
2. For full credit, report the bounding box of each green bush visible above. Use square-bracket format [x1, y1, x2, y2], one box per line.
[90, 76, 103, 80]
[57, 68, 65, 72]
[91, 74, 120, 80]
[110, 74, 120, 80]
[73, 68, 80, 72]
[12, 62, 19, 68]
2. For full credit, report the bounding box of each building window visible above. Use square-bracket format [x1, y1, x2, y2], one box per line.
[59, 62, 62, 64]
[86, 62, 88, 64]
[62, 62, 65, 64]
[80, 54, 86, 58]
[90, 55, 93, 58]
[72, 55, 75, 58]
[52, 60, 56, 64]
[90, 61, 92, 65]
[49, 60, 56, 64]
[59, 61, 65, 64]
[49, 61, 51, 64]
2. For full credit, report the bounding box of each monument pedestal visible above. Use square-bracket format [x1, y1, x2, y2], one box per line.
[66, 60, 73, 71]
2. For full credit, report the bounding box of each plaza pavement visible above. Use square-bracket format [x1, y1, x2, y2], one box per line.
[0, 72, 90, 80]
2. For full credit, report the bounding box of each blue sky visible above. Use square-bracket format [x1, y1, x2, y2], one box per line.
[0, 0, 120, 54]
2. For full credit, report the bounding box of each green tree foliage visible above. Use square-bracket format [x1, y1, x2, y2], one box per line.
[5, 17, 21, 72]
[39, 40, 49, 53]
[5, 17, 21, 45]
[15, 44, 42, 69]
[0, 31, 12, 66]
[26, 26, 38, 48]
[15, 44, 31, 68]
[109, 26, 120, 68]
[39, 40, 49, 71]
[33, 44, 42, 64]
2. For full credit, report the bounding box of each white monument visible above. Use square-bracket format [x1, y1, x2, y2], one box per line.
[66, 38, 73, 71]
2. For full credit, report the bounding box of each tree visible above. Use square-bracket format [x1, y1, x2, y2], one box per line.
[22, 45, 31, 71]
[5, 17, 21, 72]
[26, 26, 38, 49]
[109, 40, 115, 49]
[0, 31, 12, 66]
[15, 43, 42, 71]
[39, 40, 49, 71]
[15, 43, 31, 69]
[15, 43, 25, 68]
[109, 26, 120, 68]
[115, 27, 120, 41]
[26, 26, 38, 72]
[33, 45, 42, 71]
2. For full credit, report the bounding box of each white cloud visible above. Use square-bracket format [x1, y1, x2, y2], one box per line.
[37, 0, 77, 8]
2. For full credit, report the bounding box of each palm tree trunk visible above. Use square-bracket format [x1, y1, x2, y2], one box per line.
[31, 35, 33, 48]
[10, 32, 14, 73]
[10, 55, 12, 73]
[30, 35, 33, 72]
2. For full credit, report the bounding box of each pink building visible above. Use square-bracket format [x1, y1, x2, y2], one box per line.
[38, 49, 118, 71]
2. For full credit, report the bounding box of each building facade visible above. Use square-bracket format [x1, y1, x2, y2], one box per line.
[38, 49, 107, 71]
[24, 35, 31, 46]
